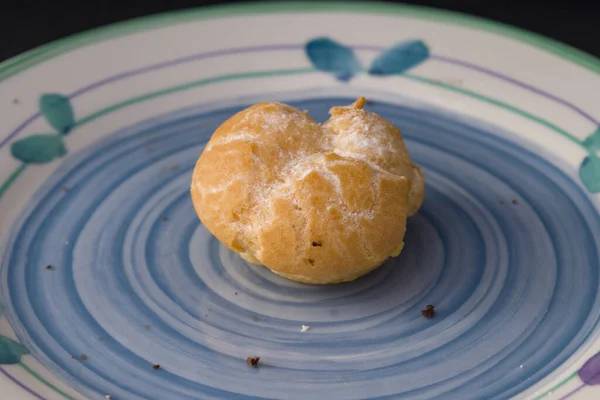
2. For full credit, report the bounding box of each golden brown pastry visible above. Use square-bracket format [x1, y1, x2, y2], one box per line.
[191, 98, 424, 284]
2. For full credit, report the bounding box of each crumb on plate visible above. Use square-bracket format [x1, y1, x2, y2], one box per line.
[421, 304, 435, 319]
[246, 356, 260, 367]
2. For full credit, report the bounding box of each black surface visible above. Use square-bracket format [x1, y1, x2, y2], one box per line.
[1, 0, 599, 62]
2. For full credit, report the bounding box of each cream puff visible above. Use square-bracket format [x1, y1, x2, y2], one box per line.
[191, 98, 424, 284]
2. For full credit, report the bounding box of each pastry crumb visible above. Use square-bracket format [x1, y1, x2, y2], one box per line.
[421, 304, 435, 319]
[301, 325, 310, 333]
[246, 356, 260, 367]
[79, 354, 88, 360]
[152, 364, 160, 370]
[45, 265, 52, 270]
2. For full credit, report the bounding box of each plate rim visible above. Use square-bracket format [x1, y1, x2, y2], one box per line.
[1, 1, 600, 84]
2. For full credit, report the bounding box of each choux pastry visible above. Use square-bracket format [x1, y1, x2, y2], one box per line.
[191, 98, 424, 284]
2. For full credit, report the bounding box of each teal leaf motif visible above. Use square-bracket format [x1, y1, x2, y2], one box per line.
[0, 335, 29, 364]
[579, 155, 600, 193]
[11, 134, 67, 164]
[369, 40, 430, 76]
[583, 127, 600, 153]
[305, 38, 362, 82]
[39, 94, 75, 134]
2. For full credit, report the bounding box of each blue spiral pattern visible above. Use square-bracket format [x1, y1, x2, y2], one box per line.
[2, 96, 600, 400]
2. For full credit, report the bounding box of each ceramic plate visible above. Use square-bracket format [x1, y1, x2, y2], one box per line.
[1, 2, 600, 399]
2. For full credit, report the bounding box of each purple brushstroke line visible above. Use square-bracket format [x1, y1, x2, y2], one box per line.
[428, 54, 600, 125]
[559, 382, 585, 400]
[2, 113, 43, 149]
[1, 43, 598, 151]
[351, 43, 600, 125]
[0, 366, 46, 400]
[0, 44, 304, 150]
[68, 44, 303, 97]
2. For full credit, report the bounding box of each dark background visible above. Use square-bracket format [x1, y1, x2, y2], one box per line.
[1, 0, 599, 62]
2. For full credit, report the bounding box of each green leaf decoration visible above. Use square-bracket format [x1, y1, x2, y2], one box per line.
[368, 40, 430, 76]
[579, 155, 600, 193]
[39, 94, 75, 134]
[583, 126, 600, 153]
[0, 334, 29, 364]
[305, 38, 362, 82]
[11, 134, 67, 164]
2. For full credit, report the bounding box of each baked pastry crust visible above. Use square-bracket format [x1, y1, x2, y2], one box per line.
[191, 98, 424, 284]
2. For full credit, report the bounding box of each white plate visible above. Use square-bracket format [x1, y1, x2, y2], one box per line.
[1, 3, 600, 399]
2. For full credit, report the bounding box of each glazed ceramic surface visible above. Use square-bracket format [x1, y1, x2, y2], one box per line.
[1, 3, 600, 399]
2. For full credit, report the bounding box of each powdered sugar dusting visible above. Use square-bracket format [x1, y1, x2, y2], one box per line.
[323, 105, 405, 172]
[206, 131, 258, 151]
[201, 175, 245, 195]
[193, 99, 423, 281]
